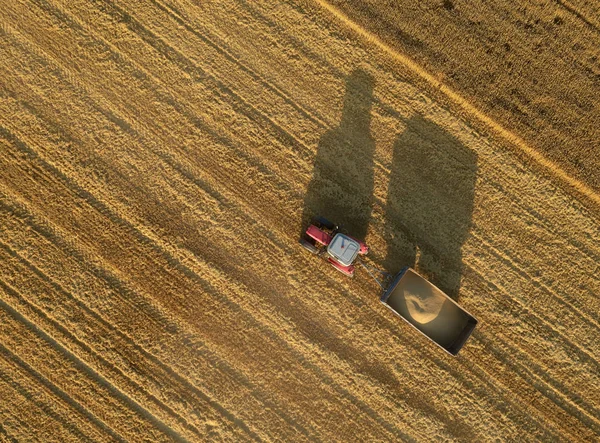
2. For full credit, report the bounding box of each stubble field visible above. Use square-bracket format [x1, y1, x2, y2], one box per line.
[0, 0, 599, 441]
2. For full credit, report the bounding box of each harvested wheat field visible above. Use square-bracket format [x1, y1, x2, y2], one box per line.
[0, 0, 599, 441]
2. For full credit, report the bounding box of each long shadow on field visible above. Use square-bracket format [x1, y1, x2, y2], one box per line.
[301, 69, 375, 240]
[384, 115, 477, 300]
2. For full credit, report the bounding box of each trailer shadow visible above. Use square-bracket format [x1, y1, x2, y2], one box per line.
[300, 69, 375, 240]
[383, 115, 477, 300]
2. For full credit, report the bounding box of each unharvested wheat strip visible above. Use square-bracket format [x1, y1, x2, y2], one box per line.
[0, 357, 107, 442]
[0, 249, 212, 442]
[0, 288, 184, 442]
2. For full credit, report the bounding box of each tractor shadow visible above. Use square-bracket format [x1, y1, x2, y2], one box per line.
[301, 69, 375, 241]
[383, 115, 477, 300]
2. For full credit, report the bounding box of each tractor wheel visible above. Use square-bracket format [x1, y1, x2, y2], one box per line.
[299, 238, 319, 254]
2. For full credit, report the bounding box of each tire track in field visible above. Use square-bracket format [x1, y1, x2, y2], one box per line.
[0, 243, 259, 442]
[0, 422, 17, 443]
[0, 363, 98, 442]
[303, 0, 600, 208]
[0, 335, 124, 442]
[555, 0, 600, 34]
[0, 422, 18, 443]
[0, 247, 209, 441]
[0, 282, 187, 442]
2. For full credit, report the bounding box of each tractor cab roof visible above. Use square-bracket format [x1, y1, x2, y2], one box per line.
[327, 233, 360, 266]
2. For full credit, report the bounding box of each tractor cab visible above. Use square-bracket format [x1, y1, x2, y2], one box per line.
[327, 233, 360, 266]
[299, 217, 368, 276]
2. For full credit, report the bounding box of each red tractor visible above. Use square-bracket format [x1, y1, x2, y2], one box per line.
[299, 217, 369, 277]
